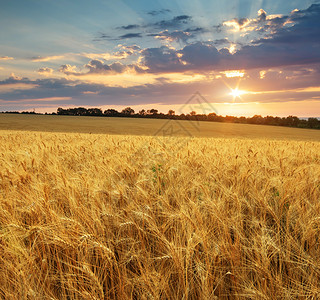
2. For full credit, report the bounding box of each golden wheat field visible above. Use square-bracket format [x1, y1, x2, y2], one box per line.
[1, 130, 320, 299]
[1, 114, 320, 141]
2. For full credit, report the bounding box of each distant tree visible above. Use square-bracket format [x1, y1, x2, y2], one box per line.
[238, 116, 247, 124]
[249, 115, 264, 124]
[52, 105, 320, 131]
[72, 107, 88, 116]
[104, 109, 120, 116]
[5, 111, 20, 114]
[207, 112, 217, 121]
[285, 115, 300, 127]
[307, 117, 320, 129]
[57, 107, 65, 115]
[147, 109, 158, 115]
[87, 108, 102, 116]
[121, 107, 135, 115]
[139, 109, 146, 116]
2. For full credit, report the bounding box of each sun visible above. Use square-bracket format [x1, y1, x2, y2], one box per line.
[229, 88, 245, 98]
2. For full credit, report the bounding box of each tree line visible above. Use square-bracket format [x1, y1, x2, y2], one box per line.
[55, 107, 320, 129]
[2, 107, 320, 129]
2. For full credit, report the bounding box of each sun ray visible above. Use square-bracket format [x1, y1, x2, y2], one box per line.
[230, 87, 245, 98]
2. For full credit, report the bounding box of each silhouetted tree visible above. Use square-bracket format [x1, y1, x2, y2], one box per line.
[87, 108, 103, 116]
[53, 106, 320, 130]
[307, 117, 320, 129]
[121, 107, 135, 115]
[147, 109, 158, 115]
[139, 109, 146, 116]
[285, 115, 300, 127]
[104, 109, 120, 116]
[249, 115, 264, 124]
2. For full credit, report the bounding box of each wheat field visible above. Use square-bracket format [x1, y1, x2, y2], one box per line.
[1, 130, 320, 299]
[1, 114, 320, 141]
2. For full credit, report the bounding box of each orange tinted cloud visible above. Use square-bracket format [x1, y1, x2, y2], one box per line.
[0, 56, 13, 60]
[31, 55, 65, 62]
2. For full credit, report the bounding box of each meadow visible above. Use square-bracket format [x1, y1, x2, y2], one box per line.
[0, 116, 320, 299]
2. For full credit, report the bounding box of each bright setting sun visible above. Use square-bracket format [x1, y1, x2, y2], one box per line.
[229, 88, 246, 99]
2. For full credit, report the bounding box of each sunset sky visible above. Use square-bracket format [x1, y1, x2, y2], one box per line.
[0, 0, 320, 117]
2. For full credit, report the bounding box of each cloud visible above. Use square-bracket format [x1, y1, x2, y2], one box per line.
[55, 4, 320, 78]
[86, 60, 112, 73]
[59, 64, 81, 75]
[1, 69, 320, 110]
[138, 4, 320, 72]
[180, 42, 222, 69]
[85, 60, 145, 74]
[118, 24, 141, 30]
[0, 97, 72, 104]
[38, 67, 54, 75]
[96, 13, 194, 42]
[255, 4, 320, 44]
[1, 61, 320, 111]
[93, 33, 111, 41]
[141, 46, 185, 73]
[119, 33, 143, 39]
[31, 55, 65, 62]
[82, 45, 140, 61]
[223, 18, 251, 31]
[148, 30, 191, 43]
[185, 27, 207, 33]
[95, 32, 143, 41]
[0, 73, 28, 84]
[153, 15, 192, 29]
[222, 8, 288, 34]
[120, 45, 141, 52]
[213, 38, 231, 46]
[0, 56, 14, 60]
[59, 59, 145, 76]
[147, 9, 171, 16]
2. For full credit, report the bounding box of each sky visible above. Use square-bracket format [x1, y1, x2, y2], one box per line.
[0, 0, 320, 117]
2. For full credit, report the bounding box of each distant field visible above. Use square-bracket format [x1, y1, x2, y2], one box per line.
[1, 131, 320, 298]
[1, 113, 320, 140]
